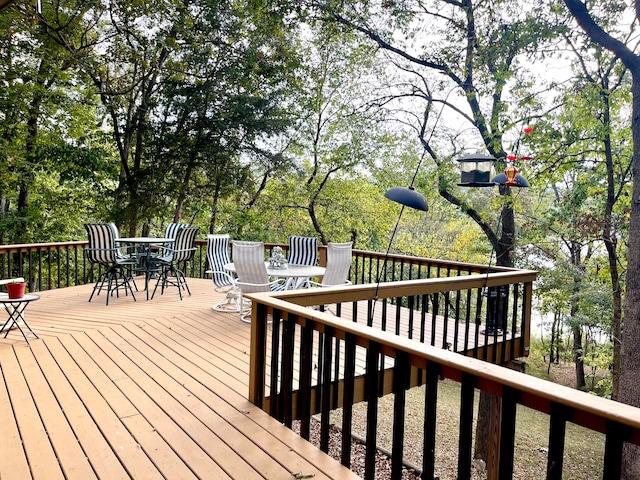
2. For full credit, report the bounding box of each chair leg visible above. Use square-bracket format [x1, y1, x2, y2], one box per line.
[238, 292, 253, 322]
[88, 273, 106, 303]
[212, 289, 244, 312]
[151, 264, 190, 300]
[89, 266, 136, 305]
[118, 267, 137, 301]
[89, 269, 114, 304]
[151, 267, 167, 299]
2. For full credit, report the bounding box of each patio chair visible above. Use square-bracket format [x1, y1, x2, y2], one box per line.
[84, 223, 137, 305]
[287, 235, 319, 288]
[205, 234, 243, 312]
[108, 223, 138, 289]
[311, 242, 353, 287]
[307, 242, 352, 314]
[152, 226, 199, 300]
[164, 222, 189, 244]
[232, 240, 285, 322]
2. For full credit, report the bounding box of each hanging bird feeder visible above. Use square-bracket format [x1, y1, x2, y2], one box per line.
[456, 153, 496, 187]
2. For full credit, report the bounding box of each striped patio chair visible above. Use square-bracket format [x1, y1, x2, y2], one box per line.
[288, 235, 318, 266]
[232, 240, 285, 322]
[287, 235, 319, 288]
[205, 234, 243, 312]
[152, 226, 199, 300]
[84, 223, 137, 305]
[165, 222, 189, 242]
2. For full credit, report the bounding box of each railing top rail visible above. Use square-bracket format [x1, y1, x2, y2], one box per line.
[268, 270, 537, 306]
[350, 248, 523, 273]
[0, 241, 88, 252]
[248, 289, 640, 442]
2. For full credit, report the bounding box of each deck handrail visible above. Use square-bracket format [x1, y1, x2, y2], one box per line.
[244, 279, 635, 480]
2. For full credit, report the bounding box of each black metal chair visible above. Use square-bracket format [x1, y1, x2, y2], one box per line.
[152, 226, 199, 300]
[84, 223, 137, 305]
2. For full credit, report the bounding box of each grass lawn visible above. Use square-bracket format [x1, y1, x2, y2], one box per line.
[330, 378, 605, 480]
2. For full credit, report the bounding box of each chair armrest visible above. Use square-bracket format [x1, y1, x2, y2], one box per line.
[206, 269, 238, 291]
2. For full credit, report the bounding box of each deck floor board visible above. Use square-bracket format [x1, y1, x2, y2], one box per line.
[0, 279, 362, 480]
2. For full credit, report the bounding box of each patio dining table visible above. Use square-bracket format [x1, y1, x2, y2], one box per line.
[223, 262, 326, 290]
[118, 237, 174, 299]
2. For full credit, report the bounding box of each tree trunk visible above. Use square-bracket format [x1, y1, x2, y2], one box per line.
[619, 72, 640, 480]
[474, 202, 515, 472]
[596, 78, 623, 400]
[572, 325, 586, 390]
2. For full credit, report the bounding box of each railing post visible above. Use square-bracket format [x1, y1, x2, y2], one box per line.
[248, 301, 269, 406]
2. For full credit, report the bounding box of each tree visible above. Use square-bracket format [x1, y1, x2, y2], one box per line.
[275, 28, 395, 244]
[33, 0, 300, 235]
[561, 0, 640, 477]
[525, 173, 602, 389]
[310, 0, 560, 469]
[0, 4, 112, 245]
[524, 27, 632, 396]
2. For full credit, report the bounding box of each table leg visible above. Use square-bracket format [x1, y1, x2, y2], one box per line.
[2, 303, 38, 342]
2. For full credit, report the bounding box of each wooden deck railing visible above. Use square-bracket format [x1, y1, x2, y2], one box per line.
[245, 284, 640, 480]
[0, 240, 528, 360]
[0, 240, 511, 288]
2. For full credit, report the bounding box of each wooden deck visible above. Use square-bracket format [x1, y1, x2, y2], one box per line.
[0, 279, 361, 480]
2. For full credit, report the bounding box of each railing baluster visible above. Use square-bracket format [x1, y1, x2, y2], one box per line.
[298, 319, 314, 440]
[476, 288, 485, 359]
[281, 314, 296, 428]
[458, 373, 476, 480]
[511, 283, 520, 357]
[546, 403, 568, 480]
[603, 421, 626, 480]
[364, 341, 381, 480]
[390, 350, 409, 480]
[269, 312, 281, 418]
[341, 333, 357, 468]
[330, 336, 341, 411]
[464, 288, 472, 352]
[420, 294, 427, 343]
[499, 386, 519, 480]
[47, 245, 52, 289]
[320, 327, 334, 453]
[430, 294, 438, 346]
[442, 291, 450, 350]
[407, 295, 415, 340]
[315, 331, 325, 415]
[422, 362, 439, 479]
[454, 289, 461, 351]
